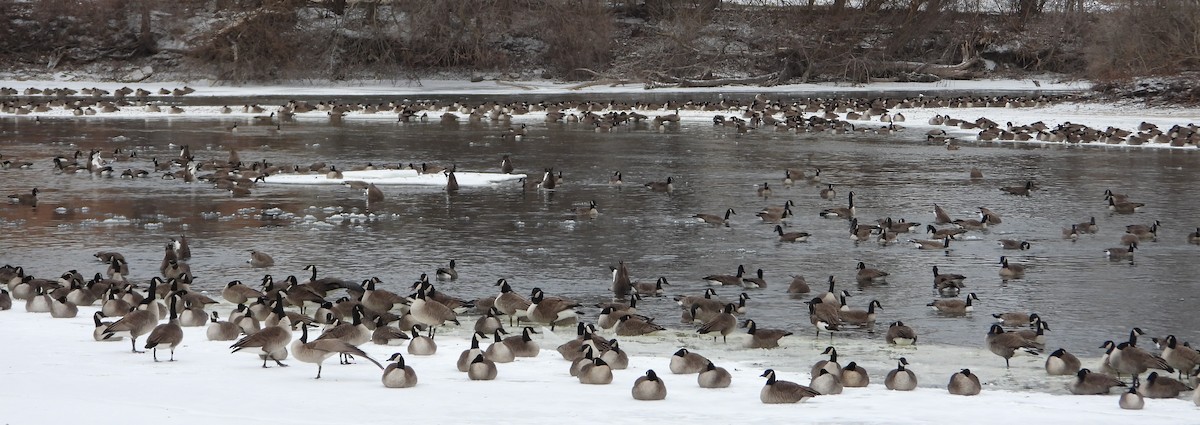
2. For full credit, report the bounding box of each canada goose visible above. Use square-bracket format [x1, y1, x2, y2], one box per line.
[1126, 220, 1160, 240]
[841, 362, 869, 387]
[631, 370, 667, 400]
[809, 369, 844, 395]
[409, 289, 459, 327]
[977, 207, 1002, 224]
[1061, 224, 1080, 240]
[1070, 368, 1127, 395]
[694, 208, 735, 225]
[49, 296, 78, 318]
[7, 188, 38, 206]
[371, 317, 410, 346]
[1111, 341, 1174, 378]
[499, 326, 540, 357]
[884, 358, 918, 391]
[819, 184, 836, 200]
[248, 250, 274, 268]
[819, 192, 855, 219]
[609, 171, 623, 186]
[998, 256, 1025, 280]
[407, 325, 437, 356]
[144, 296, 183, 362]
[458, 333, 487, 371]
[786, 275, 810, 294]
[1188, 227, 1200, 244]
[500, 155, 514, 174]
[932, 204, 953, 224]
[695, 361, 732, 388]
[525, 287, 580, 330]
[1155, 335, 1200, 378]
[570, 200, 598, 220]
[105, 297, 160, 353]
[760, 369, 820, 404]
[1045, 348, 1082, 375]
[634, 277, 669, 296]
[1000, 181, 1034, 196]
[1108, 197, 1144, 214]
[615, 314, 664, 337]
[1119, 378, 1144, 409]
[773, 225, 809, 243]
[855, 261, 888, 283]
[669, 348, 708, 374]
[911, 236, 951, 250]
[756, 205, 792, 224]
[467, 354, 497, 380]
[92, 311, 122, 341]
[229, 298, 292, 367]
[885, 321, 917, 345]
[473, 307, 505, 336]
[807, 298, 842, 339]
[1140, 372, 1192, 398]
[609, 261, 632, 297]
[740, 319, 791, 349]
[1077, 216, 1099, 234]
[952, 215, 989, 231]
[783, 169, 803, 186]
[644, 177, 674, 192]
[435, 260, 458, 281]
[929, 292, 979, 315]
[695, 304, 737, 343]
[998, 239, 1031, 250]
[1105, 242, 1137, 260]
[222, 280, 262, 305]
[756, 182, 772, 198]
[569, 345, 598, 377]
[840, 299, 882, 326]
[947, 369, 981, 395]
[987, 324, 1041, 368]
[993, 312, 1039, 327]
[599, 339, 629, 370]
[292, 322, 383, 378]
[811, 346, 842, 378]
[702, 265, 745, 286]
[493, 279, 531, 325]
[382, 352, 418, 388]
[579, 358, 614, 385]
[735, 269, 764, 289]
[926, 224, 966, 240]
[206, 311, 241, 341]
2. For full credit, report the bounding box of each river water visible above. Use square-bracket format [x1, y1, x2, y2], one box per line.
[2, 93, 1197, 393]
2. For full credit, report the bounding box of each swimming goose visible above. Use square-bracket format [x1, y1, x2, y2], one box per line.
[1119, 378, 1144, 409]
[1046, 348, 1082, 375]
[933, 204, 953, 224]
[886, 321, 917, 345]
[669, 348, 708, 374]
[1126, 220, 1160, 240]
[248, 250, 275, 268]
[1062, 224, 1081, 240]
[756, 205, 792, 224]
[7, 188, 38, 206]
[145, 295, 183, 361]
[500, 155, 514, 174]
[756, 182, 772, 198]
[382, 353, 418, 388]
[741, 269, 767, 289]
[978, 207, 1002, 224]
[525, 288, 580, 331]
[786, 275, 810, 294]
[571, 200, 598, 220]
[105, 297, 160, 353]
[810, 369, 844, 394]
[694, 208, 735, 225]
[1189, 227, 1200, 244]
[993, 312, 1038, 327]
[783, 169, 803, 186]
[1139, 372, 1192, 398]
[819, 192, 855, 219]
[998, 239, 1031, 250]
[206, 311, 241, 341]
[855, 261, 888, 283]
[932, 266, 966, 295]
[998, 256, 1025, 280]
[947, 369, 981, 395]
[819, 184, 836, 200]
[229, 297, 292, 367]
[839, 299, 881, 326]
[760, 369, 820, 404]
[702, 265, 745, 286]
[1105, 243, 1137, 260]
[840, 362, 870, 387]
[434, 260, 458, 281]
[467, 354, 497, 380]
[609, 171, 623, 186]
[644, 177, 674, 192]
[929, 292, 979, 315]
[172, 235, 191, 260]
[1077, 217, 1099, 234]
[698, 361, 732, 388]
[634, 277, 669, 296]
[760, 200, 796, 215]
[632, 370, 667, 400]
[812, 346, 842, 378]
[911, 236, 951, 250]
[987, 324, 1041, 368]
[92, 311, 122, 341]
[952, 215, 989, 231]
[774, 225, 809, 242]
[999, 181, 1034, 196]
[1071, 368, 1126, 395]
[885, 358, 917, 390]
[609, 261, 632, 297]
[926, 224, 966, 240]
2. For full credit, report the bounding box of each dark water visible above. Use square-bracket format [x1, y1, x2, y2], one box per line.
[2, 100, 1198, 391]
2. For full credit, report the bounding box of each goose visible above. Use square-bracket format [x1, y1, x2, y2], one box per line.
[145, 296, 183, 362]
[24, 284, 52, 313]
[1062, 224, 1081, 240]
[694, 208, 735, 225]
[92, 311, 122, 341]
[410, 289, 459, 327]
[634, 277, 669, 296]
[933, 204, 953, 224]
[381, 353, 418, 388]
[579, 358, 614, 385]
[467, 354, 497, 380]
[1071, 368, 1127, 395]
[886, 321, 917, 345]
[493, 279, 531, 325]
[616, 314, 665, 336]
[741, 269, 767, 289]
[1155, 335, 1200, 378]
[292, 323, 382, 378]
[696, 304, 737, 343]
[105, 297, 160, 353]
[1107, 197, 1144, 214]
[759, 369, 820, 404]
[885, 358, 918, 391]
[998, 239, 1031, 250]
[433, 260, 458, 281]
[987, 324, 1041, 368]
[819, 184, 836, 200]
[807, 298, 842, 339]
[1046, 348, 1082, 375]
[926, 224, 967, 240]
[855, 261, 888, 283]
[315, 304, 371, 356]
[742, 319, 791, 349]
[370, 317, 410, 346]
[993, 312, 1039, 327]
[482, 329, 515, 363]
[948, 369, 981, 395]
[1139, 372, 1192, 398]
[910, 236, 951, 250]
[810, 369, 843, 395]
[669, 349, 708, 374]
[760, 200, 796, 215]
[1000, 181, 1034, 196]
[932, 266, 966, 293]
[222, 280, 263, 305]
[49, 296, 78, 318]
[1189, 227, 1200, 244]
[819, 192, 855, 219]
[978, 207, 1002, 224]
[172, 235, 191, 260]
[248, 250, 274, 268]
[178, 300, 208, 327]
[783, 169, 803, 186]
[609, 171, 623, 186]
[839, 299, 882, 326]
[229, 298, 292, 367]
[206, 311, 241, 341]
[998, 256, 1025, 280]
[365, 183, 385, 203]
[1077, 216, 1099, 234]
[473, 307, 505, 335]
[698, 361, 732, 388]
[756, 182, 772, 198]
[818, 276, 843, 306]
[1110, 342, 1174, 378]
[1105, 243, 1137, 260]
[609, 261, 632, 297]
[812, 346, 842, 378]
[1119, 378, 1144, 410]
[571, 200, 598, 220]
[756, 206, 792, 224]
[929, 292, 979, 315]
[501, 326, 540, 357]
[569, 346, 598, 377]
[841, 362, 870, 387]
[952, 214, 989, 231]
[774, 225, 809, 243]
[786, 275, 810, 294]
[702, 265, 745, 286]
[525, 287, 580, 331]
[644, 177, 674, 192]
[407, 326, 437, 356]
[7, 188, 38, 206]
[599, 339, 629, 370]
[500, 155, 514, 174]
[632, 370, 667, 400]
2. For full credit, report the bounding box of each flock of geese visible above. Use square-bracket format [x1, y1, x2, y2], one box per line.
[3, 86, 1200, 414]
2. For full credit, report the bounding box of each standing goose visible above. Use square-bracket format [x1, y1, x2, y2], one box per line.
[1110, 342, 1174, 378]
[696, 304, 737, 343]
[1071, 368, 1127, 395]
[698, 362, 732, 388]
[886, 321, 918, 345]
[855, 262, 888, 284]
[947, 369, 981, 395]
[929, 292, 979, 315]
[819, 192, 855, 219]
[742, 319, 792, 349]
[669, 348, 709, 374]
[840, 362, 870, 387]
[1139, 372, 1192, 398]
[525, 287, 580, 331]
[410, 289, 460, 328]
[759, 369, 821, 404]
[435, 260, 458, 281]
[1156, 335, 1200, 378]
[694, 208, 736, 225]
[229, 297, 293, 368]
[807, 297, 842, 339]
[579, 358, 614, 385]
[986, 324, 1041, 368]
[1046, 348, 1082, 375]
[105, 297, 160, 353]
[145, 296, 183, 362]
[467, 354, 497, 380]
[206, 311, 241, 341]
[493, 279, 531, 326]
[407, 325, 437, 356]
[632, 370, 667, 400]
[998, 256, 1025, 280]
[774, 225, 810, 243]
[293, 323, 383, 379]
[1120, 378, 1144, 410]
[381, 353, 418, 388]
[885, 358, 918, 391]
[92, 311, 122, 342]
[501, 326, 540, 357]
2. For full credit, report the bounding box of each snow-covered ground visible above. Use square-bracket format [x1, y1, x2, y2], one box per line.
[1, 305, 1195, 425]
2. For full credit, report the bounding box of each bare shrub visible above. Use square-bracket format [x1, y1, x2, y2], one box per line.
[1084, 0, 1200, 80]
